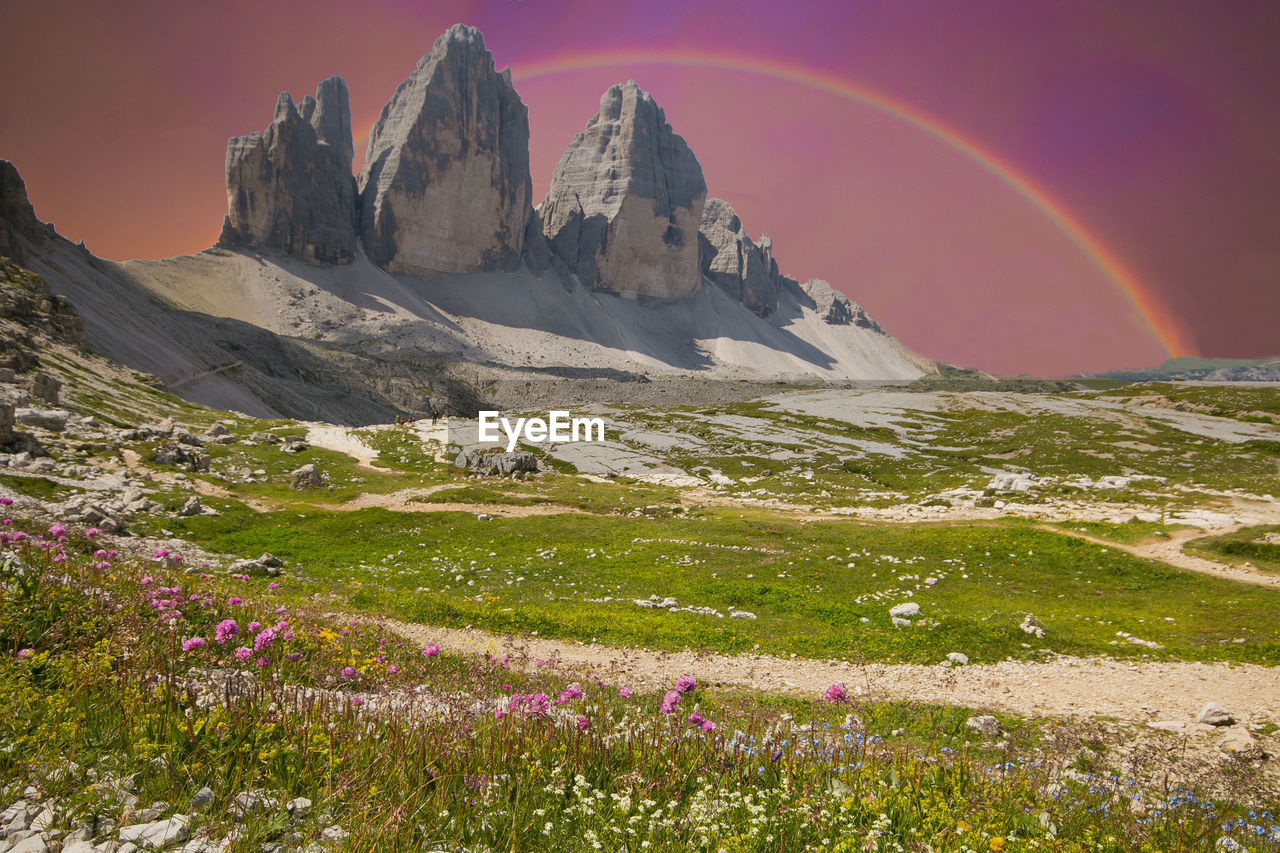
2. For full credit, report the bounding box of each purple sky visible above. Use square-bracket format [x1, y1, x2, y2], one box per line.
[2, 0, 1277, 374]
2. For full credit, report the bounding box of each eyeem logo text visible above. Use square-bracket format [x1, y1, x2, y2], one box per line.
[477, 410, 605, 452]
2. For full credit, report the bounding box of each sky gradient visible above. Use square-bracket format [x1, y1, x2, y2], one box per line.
[2, 0, 1277, 375]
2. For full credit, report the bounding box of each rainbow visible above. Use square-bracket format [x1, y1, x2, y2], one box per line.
[507, 49, 1194, 359]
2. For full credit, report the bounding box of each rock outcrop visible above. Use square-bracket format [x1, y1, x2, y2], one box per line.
[1, 160, 54, 265]
[359, 24, 533, 275]
[800, 279, 884, 331]
[541, 81, 707, 301]
[217, 77, 358, 265]
[698, 198, 779, 316]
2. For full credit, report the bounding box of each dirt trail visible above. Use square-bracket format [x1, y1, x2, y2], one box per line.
[383, 618, 1280, 727]
[1044, 525, 1280, 589]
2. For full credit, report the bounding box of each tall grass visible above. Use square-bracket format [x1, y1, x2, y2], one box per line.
[0, 517, 1275, 851]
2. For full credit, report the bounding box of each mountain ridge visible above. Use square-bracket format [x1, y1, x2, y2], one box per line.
[0, 23, 936, 421]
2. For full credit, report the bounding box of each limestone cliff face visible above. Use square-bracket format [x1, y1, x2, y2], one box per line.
[217, 77, 358, 264]
[698, 198, 780, 317]
[358, 24, 533, 275]
[800, 278, 884, 330]
[541, 81, 707, 301]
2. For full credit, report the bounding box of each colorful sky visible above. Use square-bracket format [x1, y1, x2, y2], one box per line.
[2, 0, 1277, 375]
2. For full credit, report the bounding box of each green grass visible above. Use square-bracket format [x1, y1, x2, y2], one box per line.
[0, 472, 74, 503]
[416, 474, 683, 514]
[1048, 519, 1191, 546]
[169, 505, 1280, 666]
[1185, 525, 1280, 575]
[2, 521, 1276, 852]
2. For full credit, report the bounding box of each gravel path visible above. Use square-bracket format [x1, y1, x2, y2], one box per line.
[384, 619, 1280, 726]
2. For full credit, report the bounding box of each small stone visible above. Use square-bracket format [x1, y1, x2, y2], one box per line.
[946, 652, 969, 666]
[965, 715, 1002, 738]
[7, 835, 49, 853]
[190, 788, 214, 811]
[1196, 703, 1235, 726]
[888, 602, 920, 619]
[285, 797, 311, 816]
[321, 825, 349, 842]
[119, 815, 189, 849]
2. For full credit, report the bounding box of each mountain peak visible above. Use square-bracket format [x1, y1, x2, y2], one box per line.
[541, 81, 706, 301]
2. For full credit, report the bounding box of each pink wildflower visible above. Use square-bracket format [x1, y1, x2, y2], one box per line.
[228, 597, 242, 605]
[256, 657, 269, 668]
[247, 621, 262, 633]
[351, 696, 364, 706]
[824, 683, 849, 704]
[619, 687, 633, 698]
[214, 619, 239, 644]
[286, 652, 303, 662]
[267, 582, 278, 589]
[660, 690, 681, 715]
[84, 528, 100, 538]
[557, 683, 584, 704]
[253, 628, 276, 652]
[388, 664, 400, 674]
[701, 720, 717, 733]
[140, 576, 154, 586]
[576, 716, 590, 732]
[688, 712, 706, 727]
[16, 648, 34, 659]
[233, 647, 251, 660]
[341, 666, 358, 680]
[0, 497, 12, 506]
[181, 637, 208, 652]
[675, 675, 697, 694]
[48, 523, 66, 538]
[421, 644, 440, 658]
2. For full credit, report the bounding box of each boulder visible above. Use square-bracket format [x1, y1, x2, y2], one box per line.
[290, 463, 324, 489]
[541, 80, 707, 301]
[454, 448, 538, 475]
[14, 406, 68, 432]
[152, 444, 209, 472]
[359, 24, 533, 274]
[698, 198, 779, 316]
[217, 78, 358, 264]
[25, 371, 61, 404]
[888, 602, 921, 619]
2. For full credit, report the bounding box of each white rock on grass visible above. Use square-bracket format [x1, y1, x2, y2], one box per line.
[888, 602, 920, 619]
[729, 610, 757, 620]
[965, 715, 1002, 738]
[946, 652, 969, 666]
[7, 835, 50, 853]
[119, 814, 189, 849]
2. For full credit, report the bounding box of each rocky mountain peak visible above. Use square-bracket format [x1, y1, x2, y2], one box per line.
[698, 198, 781, 317]
[217, 77, 358, 265]
[800, 278, 884, 331]
[1, 160, 46, 264]
[358, 23, 533, 275]
[540, 80, 707, 301]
